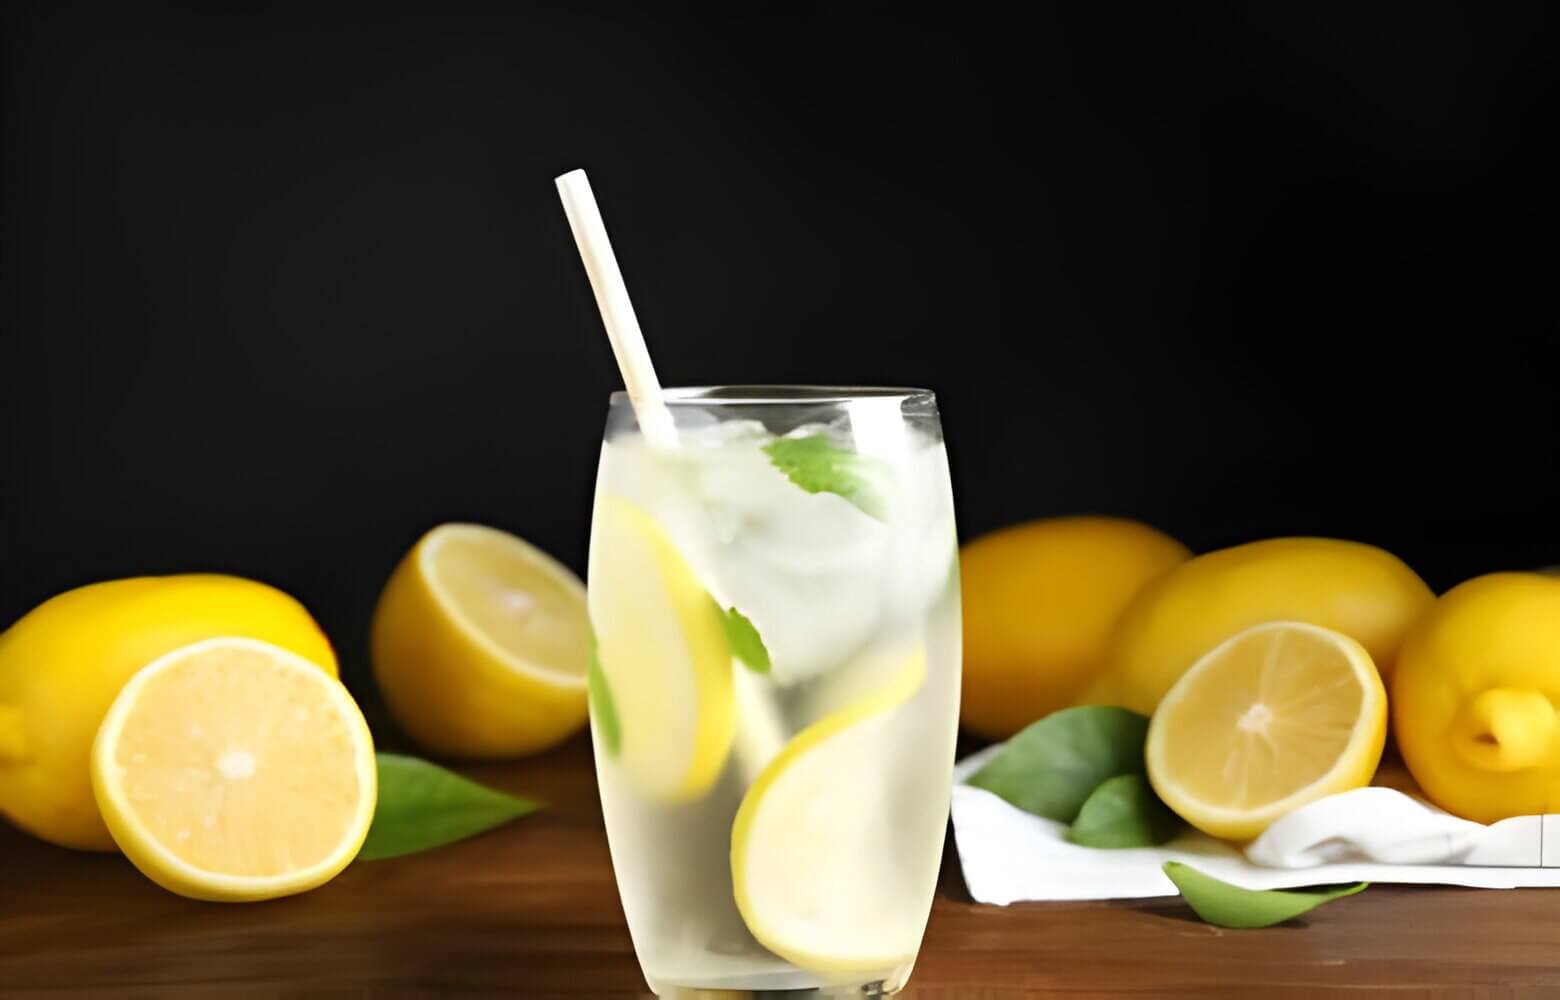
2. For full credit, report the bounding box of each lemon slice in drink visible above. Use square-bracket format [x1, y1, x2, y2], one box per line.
[1145, 621, 1387, 841]
[91, 637, 377, 901]
[730, 646, 927, 975]
[588, 498, 734, 802]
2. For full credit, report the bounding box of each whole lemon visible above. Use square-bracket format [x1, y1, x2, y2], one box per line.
[959, 517, 1190, 738]
[1393, 573, 1560, 823]
[1093, 537, 1434, 715]
[371, 524, 590, 759]
[0, 576, 336, 851]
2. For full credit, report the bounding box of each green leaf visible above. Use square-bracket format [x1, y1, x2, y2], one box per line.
[763, 434, 890, 519]
[1162, 862, 1367, 928]
[588, 638, 621, 757]
[358, 754, 541, 861]
[967, 706, 1151, 822]
[719, 605, 770, 673]
[1067, 773, 1184, 848]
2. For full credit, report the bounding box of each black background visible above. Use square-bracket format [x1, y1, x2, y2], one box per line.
[3, 2, 1557, 695]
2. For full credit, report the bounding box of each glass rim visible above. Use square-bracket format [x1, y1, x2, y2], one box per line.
[608, 385, 936, 406]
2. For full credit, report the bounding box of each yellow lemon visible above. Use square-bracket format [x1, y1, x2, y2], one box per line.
[1146, 621, 1387, 841]
[1393, 573, 1560, 823]
[731, 647, 927, 975]
[0, 575, 336, 851]
[92, 637, 376, 901]
[587, 499, 733, 802]
[1095, 537, 1433, 715]
[959, 517, 1190, 738]
[371, 523, 590, 759]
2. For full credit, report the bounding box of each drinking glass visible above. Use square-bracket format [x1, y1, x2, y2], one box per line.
[587, 386, 961, 997]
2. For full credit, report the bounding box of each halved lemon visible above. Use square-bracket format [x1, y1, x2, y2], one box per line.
[730, 647, 928, 976]
[1145, 621, 1387, 841]
[91, 637, 377, 902]
[372, 523, 590, 758]
[587, 498, 734, 802]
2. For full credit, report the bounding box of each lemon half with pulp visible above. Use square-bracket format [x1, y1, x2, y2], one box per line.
[0, 574, 336, 852]
[92, 637, 376, 901]
[1146, 621, 1386, 841]
[372, 523, 590, 758]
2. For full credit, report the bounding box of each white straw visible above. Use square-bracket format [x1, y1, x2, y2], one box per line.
[555, 169, 678, 447]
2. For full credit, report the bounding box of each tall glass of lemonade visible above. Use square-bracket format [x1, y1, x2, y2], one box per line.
[586, 386, 954, 992]
[587, 385, 960, 997]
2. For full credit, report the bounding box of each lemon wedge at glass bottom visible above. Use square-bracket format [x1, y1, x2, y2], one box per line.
[730, 647, 927, 976]
[91, 637, 377, 902]
[1146, 621, 1387, 842]
[587, 498, 734, 802]
[372, 523, 590, 758]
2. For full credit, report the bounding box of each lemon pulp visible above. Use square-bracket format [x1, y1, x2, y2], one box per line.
[423, 523, 590, 685]
[1146, 621, 1386, 841]
[92, 637, 376, 901]
[730, 647, 928, 975]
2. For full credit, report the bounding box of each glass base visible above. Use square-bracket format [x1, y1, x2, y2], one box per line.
[658, 983, 897, 999]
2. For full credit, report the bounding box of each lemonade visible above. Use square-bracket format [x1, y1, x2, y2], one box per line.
[587, 387, 960, 996]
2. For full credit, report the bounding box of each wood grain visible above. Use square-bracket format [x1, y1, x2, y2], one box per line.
[3, 735, 1558, 998]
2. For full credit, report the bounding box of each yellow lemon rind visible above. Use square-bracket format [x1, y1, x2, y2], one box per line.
[1391, 572, 1560, 824]
[1103, 537, 1433, 715]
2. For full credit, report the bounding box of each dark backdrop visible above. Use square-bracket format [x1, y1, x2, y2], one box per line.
[3, 2, 1557, 694]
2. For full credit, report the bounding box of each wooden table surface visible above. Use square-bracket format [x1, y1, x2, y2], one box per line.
[4, 735, 1559, 998]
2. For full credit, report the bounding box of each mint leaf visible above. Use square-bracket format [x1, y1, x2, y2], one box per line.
[358, 754, 540, 861]
[588, 636, 621, 757]
[764, 435, 889, 519]
[1162, 862, 1367, 928]
[1068, 773, 1184, 848]
[719, 606, 770, 673]
[967, 706, 1151, 822]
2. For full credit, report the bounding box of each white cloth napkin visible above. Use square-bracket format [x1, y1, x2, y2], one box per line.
[951, 745, 1560, 904]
